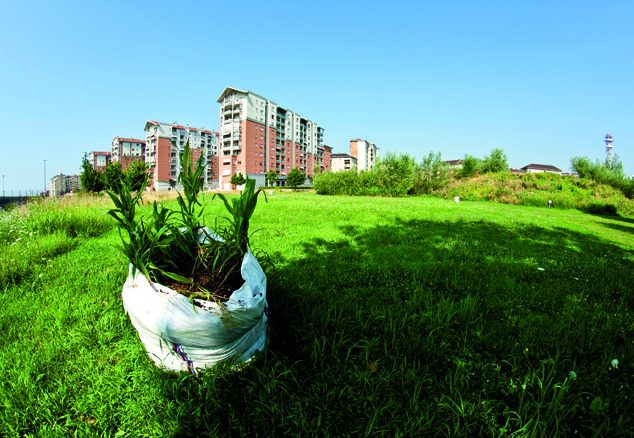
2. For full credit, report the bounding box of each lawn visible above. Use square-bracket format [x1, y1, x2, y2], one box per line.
[1, 192, 633, 437]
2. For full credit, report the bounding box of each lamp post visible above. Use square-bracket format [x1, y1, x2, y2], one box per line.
[43, 159, 48, 195]
[2, 175, 4, 197]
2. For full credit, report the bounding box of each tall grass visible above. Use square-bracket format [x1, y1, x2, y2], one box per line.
[1, 193, 633, 437]
[446, 171, 634, 216]
[0, 193, 115, 287]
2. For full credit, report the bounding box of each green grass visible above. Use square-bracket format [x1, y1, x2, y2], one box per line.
[1, 192, 633, 437]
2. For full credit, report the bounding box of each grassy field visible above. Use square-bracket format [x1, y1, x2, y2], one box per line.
[1, 192, 633, 437]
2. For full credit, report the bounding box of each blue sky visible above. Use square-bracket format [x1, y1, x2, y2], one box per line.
[1, 0, 632, 193]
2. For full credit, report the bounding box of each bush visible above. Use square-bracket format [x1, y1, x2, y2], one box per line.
[455, 155, 483, 179]
[410, 151, 449, 195]
[571, 155, 634, 199]
[580, 201, 618, 216]
[372, 152, 416, 197]
[482, 148, 509, 174]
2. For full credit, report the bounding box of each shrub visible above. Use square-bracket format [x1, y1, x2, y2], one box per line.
[580, 201, 618, 216]
[410, 151, 449, 195]
[482, 148, 509, 174]
[455, 155, 483, 179]
[373, 152, 416, 196]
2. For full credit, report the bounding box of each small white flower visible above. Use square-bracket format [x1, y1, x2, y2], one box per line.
[611, 359, 619, 368]
[569, 371, 577, 380]
[538, 267, 545, 271]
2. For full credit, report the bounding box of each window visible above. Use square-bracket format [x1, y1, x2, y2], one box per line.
[260, 127, 263, 131]
[255, 152, 258, 156]
[260, 135, 263, 140]
[260, 153, 263, 157]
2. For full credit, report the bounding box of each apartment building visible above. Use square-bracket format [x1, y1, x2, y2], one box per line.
[350, 139, 378, 172]
[49, 174, 81, 197]
[111, 137, 146, 170]
[144, 121, 219, 191]
[88, 151, 111, 171]
[331, 153, 358, 172]
[216, 87, 330, 190]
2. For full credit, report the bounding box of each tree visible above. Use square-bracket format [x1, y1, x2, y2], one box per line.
[230, 172, 245, 188]
[126, 160, 149, 192]
[411, 151, 449, 194]
[286, 167, 306, 190]
[482, 148, 508, 174]
[456, 155, 483, 179]
[265, 170, 278, 187]
[103, 161, 123, 191]
[80, 153, 105, 192]
[372, 151, 416, 196]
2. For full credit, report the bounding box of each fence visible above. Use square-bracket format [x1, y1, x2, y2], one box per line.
[0, 191, 42, 209]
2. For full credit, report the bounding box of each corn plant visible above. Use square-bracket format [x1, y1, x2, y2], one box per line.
[107, 139, 267, 291]
[214, 177, 266, 254]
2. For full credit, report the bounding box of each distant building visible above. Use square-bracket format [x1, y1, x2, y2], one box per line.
[443, 159, 464, 169]
[331, 153, 358, 172]
[50, 174, 81, 197]
[144, 121, 219, 191]
[521, 164, 562, 174]
[111, 137, 146, 170]
[216, 87, 328, 190]
[88, 151, 111, 171]
[349, 139, 378, 172]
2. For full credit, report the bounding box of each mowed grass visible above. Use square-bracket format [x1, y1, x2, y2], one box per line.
[1, 192, 633, 437]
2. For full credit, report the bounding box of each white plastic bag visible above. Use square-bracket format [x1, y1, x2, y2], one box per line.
[122, 236, 267, 374]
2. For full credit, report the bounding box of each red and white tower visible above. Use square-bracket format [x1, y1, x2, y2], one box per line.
[605, 134, 614, 169]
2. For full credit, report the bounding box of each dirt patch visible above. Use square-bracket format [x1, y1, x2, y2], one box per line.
[159, 267, 244, 303]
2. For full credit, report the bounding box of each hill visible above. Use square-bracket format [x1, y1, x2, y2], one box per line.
[443, 171, 634, 216]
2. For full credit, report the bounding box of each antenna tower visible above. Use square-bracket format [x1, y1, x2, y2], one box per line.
[605, 134, 614, 169]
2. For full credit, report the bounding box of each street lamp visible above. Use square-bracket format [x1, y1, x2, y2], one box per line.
[43, 159, 48, 195]
[2, 175, 4, 197]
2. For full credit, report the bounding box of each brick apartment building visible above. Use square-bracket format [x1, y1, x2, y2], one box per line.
[111, 137, 146, 170]
[144, 121, 219, 191]
[216, 87, 331, 190]
[88, 151, 111, 171]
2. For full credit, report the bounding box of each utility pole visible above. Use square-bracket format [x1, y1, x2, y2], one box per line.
[43, 159, 48, 195]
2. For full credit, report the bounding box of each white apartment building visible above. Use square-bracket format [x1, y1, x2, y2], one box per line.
[331, 153, 358, 172]
[49, 174, 81, 197]
[350, 138, 378, 172]
[216, 87, 330, 190]
[144, 121, 219, 191]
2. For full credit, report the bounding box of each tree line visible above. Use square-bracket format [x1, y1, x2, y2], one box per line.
[313, 148, 509, 196]
[80, 154, 149, 192]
